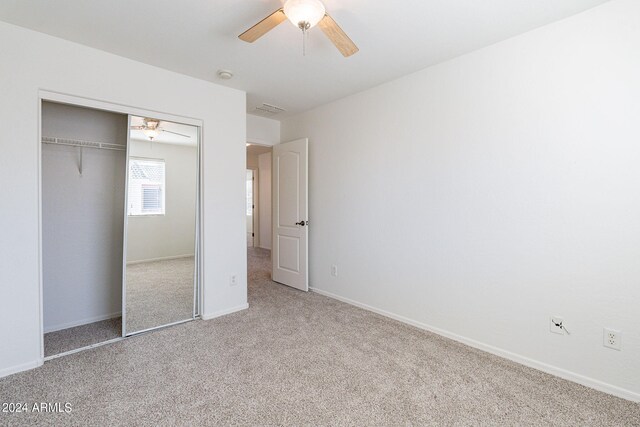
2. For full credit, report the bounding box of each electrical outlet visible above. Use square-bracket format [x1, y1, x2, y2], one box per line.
[331, 265, 338, 277]
[230, 275, 238, 287]
[550, 317, 565, 334]
[603, 328, 621, 350]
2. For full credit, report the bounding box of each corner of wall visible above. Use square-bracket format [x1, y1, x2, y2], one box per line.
[246, 114, 281, 146]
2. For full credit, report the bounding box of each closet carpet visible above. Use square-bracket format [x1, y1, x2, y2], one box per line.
[1, 248, 638, 426]
[44, 318, 121, 357]
[43, 256, 194, 358]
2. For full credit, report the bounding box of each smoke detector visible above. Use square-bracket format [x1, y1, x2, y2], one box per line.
[217, 69, 234, 80]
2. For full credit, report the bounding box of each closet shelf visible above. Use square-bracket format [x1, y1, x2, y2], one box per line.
[42, 136, 126, 151]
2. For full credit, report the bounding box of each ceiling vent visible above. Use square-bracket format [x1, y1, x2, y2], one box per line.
[254, 103, 286, 117]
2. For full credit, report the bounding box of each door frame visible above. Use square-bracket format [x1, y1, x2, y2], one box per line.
[37, 90, 204, 359]
[246, 168, 259, 248]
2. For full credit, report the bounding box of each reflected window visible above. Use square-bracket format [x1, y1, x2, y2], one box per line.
[128, 158, 166, 216]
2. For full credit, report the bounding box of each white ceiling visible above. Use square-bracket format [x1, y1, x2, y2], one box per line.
[0, 0, 609, 119]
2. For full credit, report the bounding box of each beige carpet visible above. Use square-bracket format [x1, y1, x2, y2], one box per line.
[44, 318, 122, 357]
[125, 256, 196, 333]
[1, 247, 638, 425]
[43, 257, 195, 357]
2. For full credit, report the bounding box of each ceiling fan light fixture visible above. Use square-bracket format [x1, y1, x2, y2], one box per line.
[238, 1, 358, 58]
[283, 0, 325, 29]
[143, 128, 159, 141]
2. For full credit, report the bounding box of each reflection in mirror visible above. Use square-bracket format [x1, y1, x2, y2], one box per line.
[125, 116, 199, 334]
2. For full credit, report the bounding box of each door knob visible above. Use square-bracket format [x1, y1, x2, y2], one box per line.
[295, 221, 307, 226]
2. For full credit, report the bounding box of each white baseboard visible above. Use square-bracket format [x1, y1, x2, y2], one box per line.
[201, 303, 249, 320]
[126, 254, 194, 265]
[310, 286, 640, 403]
[44, 311, 122, 333]
[0, 359, 43, 379]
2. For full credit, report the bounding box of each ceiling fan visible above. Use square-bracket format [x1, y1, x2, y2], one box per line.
[130, 118, 191, 141]
[239, 0, 358, 57]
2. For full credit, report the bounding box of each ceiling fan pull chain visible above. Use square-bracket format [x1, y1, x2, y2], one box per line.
[302, 25, 306, 56]
[298, 20, 311, 56]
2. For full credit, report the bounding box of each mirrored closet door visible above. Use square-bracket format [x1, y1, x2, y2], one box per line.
[123, 115, 200, 335]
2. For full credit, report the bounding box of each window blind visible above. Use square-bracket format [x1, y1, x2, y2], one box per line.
[128, 158, 166, 216]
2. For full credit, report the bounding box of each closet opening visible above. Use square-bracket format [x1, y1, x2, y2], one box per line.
[41, 101, 127, 357]
[40, 96, 202, 360]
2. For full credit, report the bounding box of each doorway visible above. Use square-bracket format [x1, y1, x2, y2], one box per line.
[245, 138, 309, 292]
[246, 143, 273, 251]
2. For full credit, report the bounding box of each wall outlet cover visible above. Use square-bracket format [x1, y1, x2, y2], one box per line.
[603, 328, 621, 350]
[331, 265, 338, 277]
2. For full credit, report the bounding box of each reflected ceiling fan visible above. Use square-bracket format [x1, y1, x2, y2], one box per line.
[130, 118, 191, 141]
[239, 0, 358, 57]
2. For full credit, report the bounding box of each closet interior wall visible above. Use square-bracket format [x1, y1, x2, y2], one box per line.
[41, 101, 127, 335]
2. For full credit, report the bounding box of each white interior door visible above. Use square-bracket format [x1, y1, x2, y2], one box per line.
[272, 138, 308, 291]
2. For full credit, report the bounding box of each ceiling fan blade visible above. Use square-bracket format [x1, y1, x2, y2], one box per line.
[130, 126, 145, 130]
[239, 9, 287, 43]
[318, 14, 359, 57]
[161, 129, 191, 138]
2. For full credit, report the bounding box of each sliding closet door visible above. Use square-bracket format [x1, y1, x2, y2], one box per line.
[123, 115, 199, 335]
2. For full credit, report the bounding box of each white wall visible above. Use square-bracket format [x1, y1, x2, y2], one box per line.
[127, 139, 197, 263]
[247, 114, 280, 146]
[258, 152, 272, 250]
[41, 102, 126, 332]
[281, 0, 640, 401]
[0, 21, 247, 377]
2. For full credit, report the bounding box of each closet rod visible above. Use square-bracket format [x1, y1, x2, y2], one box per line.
[41, 136, 126, 151]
